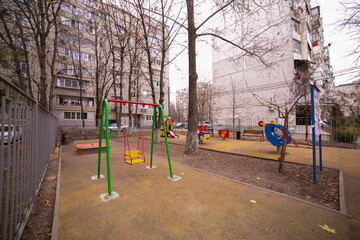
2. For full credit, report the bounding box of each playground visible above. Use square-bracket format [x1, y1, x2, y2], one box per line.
[54, 98, 360, 239]
[54, 133, 360, 239]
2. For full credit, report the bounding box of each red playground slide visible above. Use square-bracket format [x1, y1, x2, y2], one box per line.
[168, 130, 179, 138]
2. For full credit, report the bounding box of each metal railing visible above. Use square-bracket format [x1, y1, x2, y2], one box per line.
[0, 75, 58, 240]
[213, 116, 359, 149]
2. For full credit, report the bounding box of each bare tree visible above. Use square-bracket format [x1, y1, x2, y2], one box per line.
[16, 0, 62, 109]
[91, 7, 113, 127]
[184, 0, 284, 154]
[133, 0, 183, 143]
[0, 0, 35, 96]
[337, 80, 360, 121]
[62, 13, 91, 127]
[101, 2, 132, 136]
[247, 65, 321, 173]
[338, 1, 360, 64]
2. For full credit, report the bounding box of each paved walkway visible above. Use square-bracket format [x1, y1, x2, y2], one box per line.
[58, 136, 359, 239]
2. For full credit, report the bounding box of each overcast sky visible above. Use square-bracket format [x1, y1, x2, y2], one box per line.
[168, 0, 358, 102]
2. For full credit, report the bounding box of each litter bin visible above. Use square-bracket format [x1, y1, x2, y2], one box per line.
[236, 131, 241, 140]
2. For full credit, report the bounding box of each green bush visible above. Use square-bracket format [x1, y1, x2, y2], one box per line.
[332, 129, 356, 143]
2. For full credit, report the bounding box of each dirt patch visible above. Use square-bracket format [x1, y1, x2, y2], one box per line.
[115, 138, 339, 210]
[169, 144, 339, 210]
[21, 139, 60, 240]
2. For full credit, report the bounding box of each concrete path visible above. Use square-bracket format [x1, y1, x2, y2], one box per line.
[57, 137, 358, 239]
[169, 135, 360, 239]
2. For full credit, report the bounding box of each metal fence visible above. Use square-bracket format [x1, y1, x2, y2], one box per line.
[212, 116, 359, 149]
[0, 75, 58, 240]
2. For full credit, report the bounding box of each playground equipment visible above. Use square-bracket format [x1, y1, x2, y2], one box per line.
[198, 125, 211, 144]
[75, 143, 108, 154]
[259, 120, 292, 146]
[218, 129, 230, 140]
[97, 99, 179, 198]
[160, 115, 179, 138]
[123, 129, 145, 165]
[311, 84, 323, 183]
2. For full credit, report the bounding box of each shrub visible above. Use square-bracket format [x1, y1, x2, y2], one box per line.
[331, 129, 356, 143]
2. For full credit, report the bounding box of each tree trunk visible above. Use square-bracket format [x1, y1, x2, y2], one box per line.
[185, 0, 199, 154]
[278, 109, 289, 173]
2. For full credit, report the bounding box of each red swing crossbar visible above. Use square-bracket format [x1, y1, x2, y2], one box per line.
[124, 129, 145, 165]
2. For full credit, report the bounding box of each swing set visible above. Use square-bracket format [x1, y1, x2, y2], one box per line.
[96, 99, 175, 197]
[123, 129, 145, 165]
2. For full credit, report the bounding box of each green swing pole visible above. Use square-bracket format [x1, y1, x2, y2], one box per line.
[159, 104, 173, 178]
[149, 104, 173, 178]
[97, 99, 112, 195]
[150, 106, 157, 168]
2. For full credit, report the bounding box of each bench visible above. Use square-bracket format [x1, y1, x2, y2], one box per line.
[242, 130, 264, 141]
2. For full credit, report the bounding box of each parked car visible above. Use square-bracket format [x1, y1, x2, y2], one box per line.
[174, 122, 185, 128]
[104, 123, 128, 132]
[0, 124, 22, 144]
[199, 121, 212, 128]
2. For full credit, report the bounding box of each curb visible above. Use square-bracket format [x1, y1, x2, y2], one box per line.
[339, 170, 347, 215]
[51, 145, 62, 240]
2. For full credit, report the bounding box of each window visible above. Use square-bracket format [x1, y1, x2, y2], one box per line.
[293, 40, 301, 53]
[65, 79, 72, 87]
[291, 19, 300, 33]
[296, 105, 311, 125]
[79, 23, 87, 31]
[149, 47, 161, 55]
[61, 16, 71, 26]
[145, 115, 153, 121]
[130, 92, 136, 98]
[148, 35, 163, 45]
[58, 78, 65, 87]
[62, 48, 70, 57]
[64, 111, 87, 120]
[71, 80, 78, 88]
[148, 26, 162, 35]
[91, 55, 96, 63]
[72, 51, 79, 60]
[21, 16, 30, 28]
[13, 62, 27, 72]
[152, 59, 161, 65]
[61, 2, 73, 13]
[151, 69, 161, 76]
[14, 38, 29, 51]
[81, 52, 88, 61]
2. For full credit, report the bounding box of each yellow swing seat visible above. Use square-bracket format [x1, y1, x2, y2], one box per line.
[124, 150, 145, 164]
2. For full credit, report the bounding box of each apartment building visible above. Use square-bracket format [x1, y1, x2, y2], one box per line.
[0, 0, 169, 129]
[310, 6, 335, 102]
[54, 0, 169, 128]
[175, 88, 188, 122]
[212, 0, 334, 127]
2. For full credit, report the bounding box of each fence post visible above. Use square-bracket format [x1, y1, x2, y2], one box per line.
[330, 115, 333, 147]
[353, 114, 356, 149]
